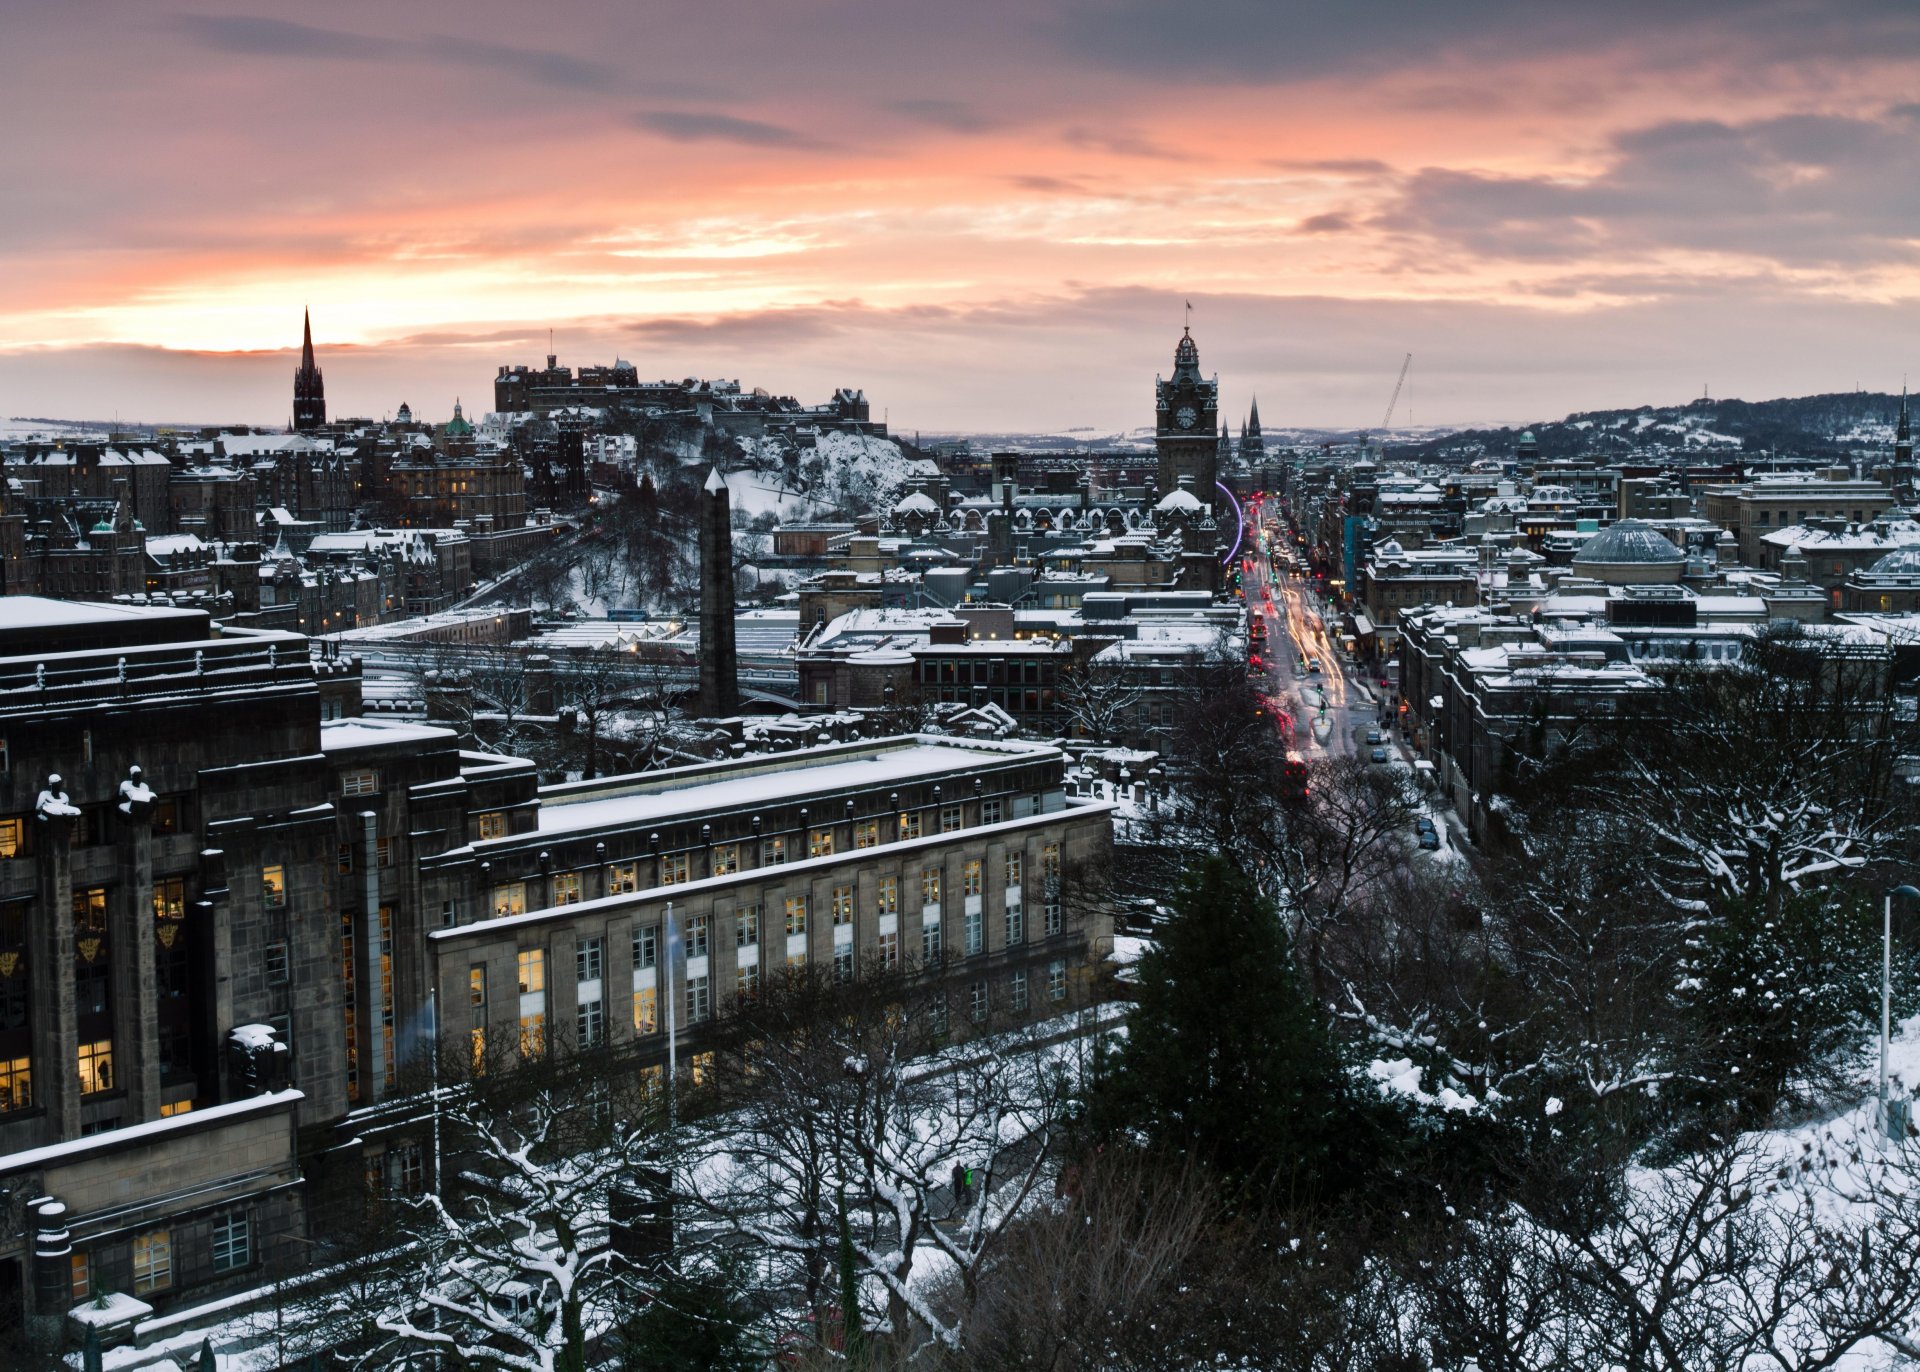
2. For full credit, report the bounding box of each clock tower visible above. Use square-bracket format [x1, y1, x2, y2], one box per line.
[1155, 327, 1219, 504]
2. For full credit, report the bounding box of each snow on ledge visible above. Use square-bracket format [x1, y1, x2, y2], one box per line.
[0, 1089, 303, 1175]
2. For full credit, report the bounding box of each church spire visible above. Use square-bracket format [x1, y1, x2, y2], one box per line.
[293, 309, 326, 432]
[1897, 383, 1912, 466]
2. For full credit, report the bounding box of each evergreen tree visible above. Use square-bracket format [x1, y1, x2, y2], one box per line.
[611, 1256, 764, 1372]
[1087, 856, 1371, 1200]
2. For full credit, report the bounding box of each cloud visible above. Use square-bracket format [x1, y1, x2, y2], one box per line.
[632, 110, 830, 150]
[1006, 174, 1093, 194]
[1048, 0, 1920, 85]
[172, 13, 621, 91]
[1379, 108, 1920, 267]
[1295, 212, 1356, 234]
[1267, 158, 1393, 176]
[885, 98, 1002, 133]
[173, 15, 383, 60]
[1063, 125, 1191, 161]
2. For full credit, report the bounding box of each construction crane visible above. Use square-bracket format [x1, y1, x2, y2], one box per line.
[1382, 352, 1412, 431]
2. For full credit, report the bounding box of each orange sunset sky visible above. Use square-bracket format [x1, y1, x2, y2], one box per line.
[2, 0, 1918, 432]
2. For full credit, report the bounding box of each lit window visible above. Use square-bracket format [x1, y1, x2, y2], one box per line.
[69, 1252, 89, 1301]
[261, 865, 286, 909]
[159, 1099, 193, 1117]
[808, 828, 835, 858]
[712, 842, 740, 876]
[77, 1040, 113, 1095]
[832, 885, 854, 926]
[633, 987, 658, 1035]
[519, 1012, 546, 1059]
[661, 853, 690, 886]
[921, 868, 941, 906]
[963, 860, 983, 898]
[898, 812, 922, 841]
[877, 876, 897, 916]
[469, 965, 486, 1008]
[552, 872, 583, 906]
[375, 837, 393, 868]
[608, 861, 639, 894]
[517, 949, 544, 994]
[211, 1212, 251, 1273]
[762, 836, 787, 866]
[690, 1050, 714, 1086]
[0, 818, 22, 858]
[736, 962, 760, 1000]
[785, 895, 808, 936]
[493, 883, 526, 918]
[132, 1230, 172, 1295]
[0, 1056, 31, 1112]
[1042, 843, 1061, 880]
[854, 820, 880, 849]
[476, 811, 507, 841]
[341, 770, 379, 797]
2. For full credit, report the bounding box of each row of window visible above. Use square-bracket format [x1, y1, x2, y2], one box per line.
[495, 842, 1059, 920]
[480, 801, 1042, 908]
[489, 905, 1072, 1062]
[74, 1210, 252, 1302]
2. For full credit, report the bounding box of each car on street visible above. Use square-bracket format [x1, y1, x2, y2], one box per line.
[1418, 829, 1441, 850]
[1370, 747, 1389, 763]
[1365, 729, 1383, 745]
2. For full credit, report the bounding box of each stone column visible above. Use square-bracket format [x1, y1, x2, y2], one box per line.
[112, 768, 160, 1120]
[31, 782, 78, 1139]
[697, 467, 740, 717]
[28, 1199, 72, 1345]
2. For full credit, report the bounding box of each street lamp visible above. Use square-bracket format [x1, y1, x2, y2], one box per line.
[1884, 884, 1920, 1140]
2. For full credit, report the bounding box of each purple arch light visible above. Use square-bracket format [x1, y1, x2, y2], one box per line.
[1216, 481, 1245, 564]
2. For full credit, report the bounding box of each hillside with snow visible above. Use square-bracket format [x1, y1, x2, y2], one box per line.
[1386, 390, 1912, 463]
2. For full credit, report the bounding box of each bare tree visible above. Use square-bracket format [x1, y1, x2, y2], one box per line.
[691, 966, 1071, 1368]
[344, 1042, 673, 1372]
[1055, 654, 1143, 746]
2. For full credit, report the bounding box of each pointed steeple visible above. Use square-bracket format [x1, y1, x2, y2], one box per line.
[292, 309, 326, 432]
[1897, 382, 1912, 466]
[1247, 395, 1261, 436]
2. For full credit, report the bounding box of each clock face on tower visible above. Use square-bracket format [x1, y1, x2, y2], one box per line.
[1176, 405, 1198, 429]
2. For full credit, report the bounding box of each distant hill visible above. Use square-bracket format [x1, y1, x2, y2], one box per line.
[1383, 391, 1909, 464]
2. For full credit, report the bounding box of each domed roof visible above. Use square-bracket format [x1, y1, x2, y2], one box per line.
[1572, 519, 1684, 566]
[1866, 546, 1920, 577]
[1155, 487, 1204, 513]
[893, 490, 939, 515]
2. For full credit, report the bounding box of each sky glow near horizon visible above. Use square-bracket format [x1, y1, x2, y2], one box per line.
[3, 1, 1919, 432]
